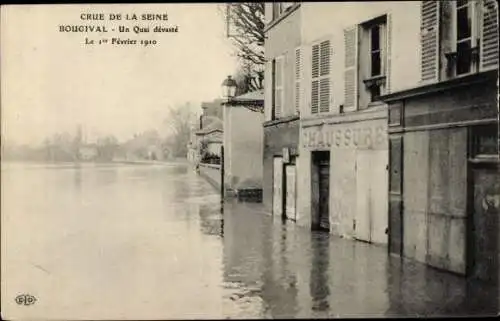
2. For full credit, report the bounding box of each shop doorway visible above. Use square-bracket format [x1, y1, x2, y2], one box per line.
[312, 151, 330, 232]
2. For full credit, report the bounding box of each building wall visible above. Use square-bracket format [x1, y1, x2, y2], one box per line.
[298, 108, 388, 243]
[263, 4, 302, 214]
[225, 106, 264, 191]
[263, 118, 300, 213]
[264, 4, 301, 120]
[300, 1, 421, 116]
[198, 163, 221, 190]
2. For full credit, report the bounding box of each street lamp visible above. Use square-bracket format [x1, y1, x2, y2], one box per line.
[221, 75, 237, 102]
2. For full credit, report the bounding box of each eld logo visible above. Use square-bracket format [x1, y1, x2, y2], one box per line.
[15, 294, 37, 306]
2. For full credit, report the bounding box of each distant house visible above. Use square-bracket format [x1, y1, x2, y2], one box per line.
[195, 124, 223, 164]
[147, 145, 164, 161]
[191, 99, 225, 165]
[78, 144, 98, 161]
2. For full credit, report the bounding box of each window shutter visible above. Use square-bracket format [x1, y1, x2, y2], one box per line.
[344, 26, 358, 112]
[275, 87, 282, 118]
[319, 78, 330, 113]
[320, 40, 331, 113]
[275, 58, 283, 118]
[320, 40, 331, 76]
[265, 60, 273, 121]
[312, 44, 319, 78]
[295, 48, 301, 114]
[420, 0, 440, 83]
[311, 44, 320, 114]
[302, 44, 312, 116]
[311, 80, 319, 114]
[386, 13, 393, 94]
[480, 0, 499, 71]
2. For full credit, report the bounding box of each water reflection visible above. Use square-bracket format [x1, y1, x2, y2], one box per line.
[198, 203, 223, 237]
[3, 162, 497, 319]
[73, 163, 82, 193]
[310, 231, 330, 313]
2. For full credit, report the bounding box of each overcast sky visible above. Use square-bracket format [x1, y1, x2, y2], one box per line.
[1, 4, 238, 145]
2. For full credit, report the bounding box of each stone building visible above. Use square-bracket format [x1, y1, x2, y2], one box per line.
[380, 0, 499, 280]
[294, 1, 423, 246]
[264, 1, 499, 281]
[263, 2, 302, 218]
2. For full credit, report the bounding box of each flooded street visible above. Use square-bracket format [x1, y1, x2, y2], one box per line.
[1, 162, 498, 319]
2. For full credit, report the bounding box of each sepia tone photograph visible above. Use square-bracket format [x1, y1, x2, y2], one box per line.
[1, 1, 499, 319]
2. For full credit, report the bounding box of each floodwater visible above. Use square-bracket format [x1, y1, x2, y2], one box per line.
[1, 162, 498, 319]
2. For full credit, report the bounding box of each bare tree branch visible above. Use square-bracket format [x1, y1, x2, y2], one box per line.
[223, 2, 265, 93]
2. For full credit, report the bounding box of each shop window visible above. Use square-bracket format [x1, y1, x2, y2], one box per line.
[471, 124, 499, 158]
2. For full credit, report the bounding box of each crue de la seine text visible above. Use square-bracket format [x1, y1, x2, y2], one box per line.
[58, 12, 180, 47]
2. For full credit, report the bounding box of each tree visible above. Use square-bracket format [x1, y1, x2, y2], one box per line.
[162, 102, 197, 158]
[96, 135, 119, 161]
[221, 3, 265, 93]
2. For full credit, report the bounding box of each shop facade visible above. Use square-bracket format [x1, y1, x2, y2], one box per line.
[297, 108, 389, 244]
[380, 0, 499, 279]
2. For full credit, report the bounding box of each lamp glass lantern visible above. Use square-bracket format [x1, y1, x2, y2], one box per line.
[221, 75, 237, 100]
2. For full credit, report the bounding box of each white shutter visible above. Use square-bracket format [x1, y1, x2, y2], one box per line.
[420, 0, 440, 83]
[295, 47, 301, 114]
[386, 13, 393, 94]
[302, 44, 312, 117]
[275, 57, 283, 118]
[344, 26, 358, 112]
[265, 60, 273, 121]
[480, 0, 499, 71]
[311, 44, 320, 114]
[319, 40, 331, 113]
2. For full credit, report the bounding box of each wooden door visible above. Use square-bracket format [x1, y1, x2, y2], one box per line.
[285, 164, 297, 221]
[273, 157, 284, 217]
[389, 137, 403, 255]
[355, 150, 371, 242]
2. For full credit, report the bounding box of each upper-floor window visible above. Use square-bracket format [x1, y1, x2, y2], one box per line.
[311, 40, 331, 114]
[455, 0, 479, 75]
[272, 2, 296, 21]
[420, 0, 498, 83]
[343, 14, 391, 112]
[361, 15, 388, 104]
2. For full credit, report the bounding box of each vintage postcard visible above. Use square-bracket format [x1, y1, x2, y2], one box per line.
[1, 2, 499, 320]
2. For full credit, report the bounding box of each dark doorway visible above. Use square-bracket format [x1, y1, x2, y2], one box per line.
[467, 124, 499, 284]
[468, 164, 499, 284]
[312, 151, 330, 232]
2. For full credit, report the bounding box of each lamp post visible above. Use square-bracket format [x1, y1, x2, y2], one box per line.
[221, 75, 237, 103]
